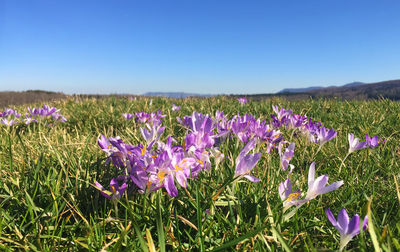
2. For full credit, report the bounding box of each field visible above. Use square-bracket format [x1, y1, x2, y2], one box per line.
[0, 96, 399, 251]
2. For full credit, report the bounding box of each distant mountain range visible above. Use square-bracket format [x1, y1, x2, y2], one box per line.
[2, 79, 400, 107]
[245, 79, 400, 100]
[278, 82, 365, 93]
[142, 92, 214, 98]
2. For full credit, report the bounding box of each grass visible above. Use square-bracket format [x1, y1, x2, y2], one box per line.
[0, 96, 399, 251]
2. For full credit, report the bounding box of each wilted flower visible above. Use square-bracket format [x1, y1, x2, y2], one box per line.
[326, 208, 368, 251]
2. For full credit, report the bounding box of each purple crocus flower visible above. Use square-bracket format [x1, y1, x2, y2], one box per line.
[38, 105, 58, 117]
[237, 97, 248, 105]
[348, 133, 367, 154]
[95, 178, 127, 201]
[287, 114, 307, 129]
[272, 105, 292, 121]
[0, 118, 18, 126]
[122, 113, 134, 120]
[326, 208, 368, 251]
[316, 126, 337, 145]
[170, 154, 196, 188]
[279, 142, 295, 171]
[5, 108, 21, 118]
[140, 124, 165, 145]
[51, 112, 67, 123]
[172, 104, 181, 111]
[278, 178, 302, 210]
[23, 116, 38, 125]
[234, 139, 261, 182]
[135, 111, 165, 126]
[135, 112, 150, 124]
[148, 151, 177, 197]
[365, 134, 385, 148]
[302, 162, 344, 202]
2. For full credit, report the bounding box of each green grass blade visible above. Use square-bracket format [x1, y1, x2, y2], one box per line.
[210, 225, 267, 252]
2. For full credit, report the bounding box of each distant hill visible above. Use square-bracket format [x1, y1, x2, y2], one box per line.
[278, 82, 364, 94]
[0, 90, 67, 108]
[278, 86, 325, 93]
[142, 92, 214, 98]
[248, 79, 400, 100]
[307, 79, 400, 100]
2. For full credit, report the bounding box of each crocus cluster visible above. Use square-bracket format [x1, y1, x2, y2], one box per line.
[0, 108, 21, 126]
[97, 112, 228, 198]
[97, 110, 274, 198]
[96, 103, 384, 250]
[135, 111, 165, 126]
[271, 105, 337, 146]
[0, 105, 66, 127]
[191, 111, 284, 153]
[229, 113, 283, 151]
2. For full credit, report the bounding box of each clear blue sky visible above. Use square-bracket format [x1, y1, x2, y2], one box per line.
[1, 0, 399, 94]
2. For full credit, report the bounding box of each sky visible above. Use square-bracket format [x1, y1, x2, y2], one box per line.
[0, 0, 400, 95]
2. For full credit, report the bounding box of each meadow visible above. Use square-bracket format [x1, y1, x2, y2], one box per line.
[0, 96, 399, 251]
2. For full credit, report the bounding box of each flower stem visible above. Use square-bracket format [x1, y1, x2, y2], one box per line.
[156, 191, 166, 252]
[338, 153, 350, 173]
[7, 129, 13, 170]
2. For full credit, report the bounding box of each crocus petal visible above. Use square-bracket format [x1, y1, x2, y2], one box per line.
[326, 208, 338, 227]
[175, 171, 187, 188]
[235, 153, 261, 175]
[164, 174, 178, 197]
[318, 180, 344, 195]
[237, 138, 256, 163]
[110, 178, 119, 191]
[348, 133, 354, 144]
[279, 178, 291, 201]
[98, 135, 109, 149]
[347, 214, 361, 237]
[94, 181, 111, 199]
[118, 183, 127, 196]
[311, 175, 329, 192]
[337, 208, 350, 235]
[362, 216, 368, 230]
[243, 175, 260, 183]
[308, 162, 316, 188]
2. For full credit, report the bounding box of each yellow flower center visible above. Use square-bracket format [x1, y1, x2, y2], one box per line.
[157, 170, 168, 181]
[111, 185, 117, 194]
[286, 192, 300, 202]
